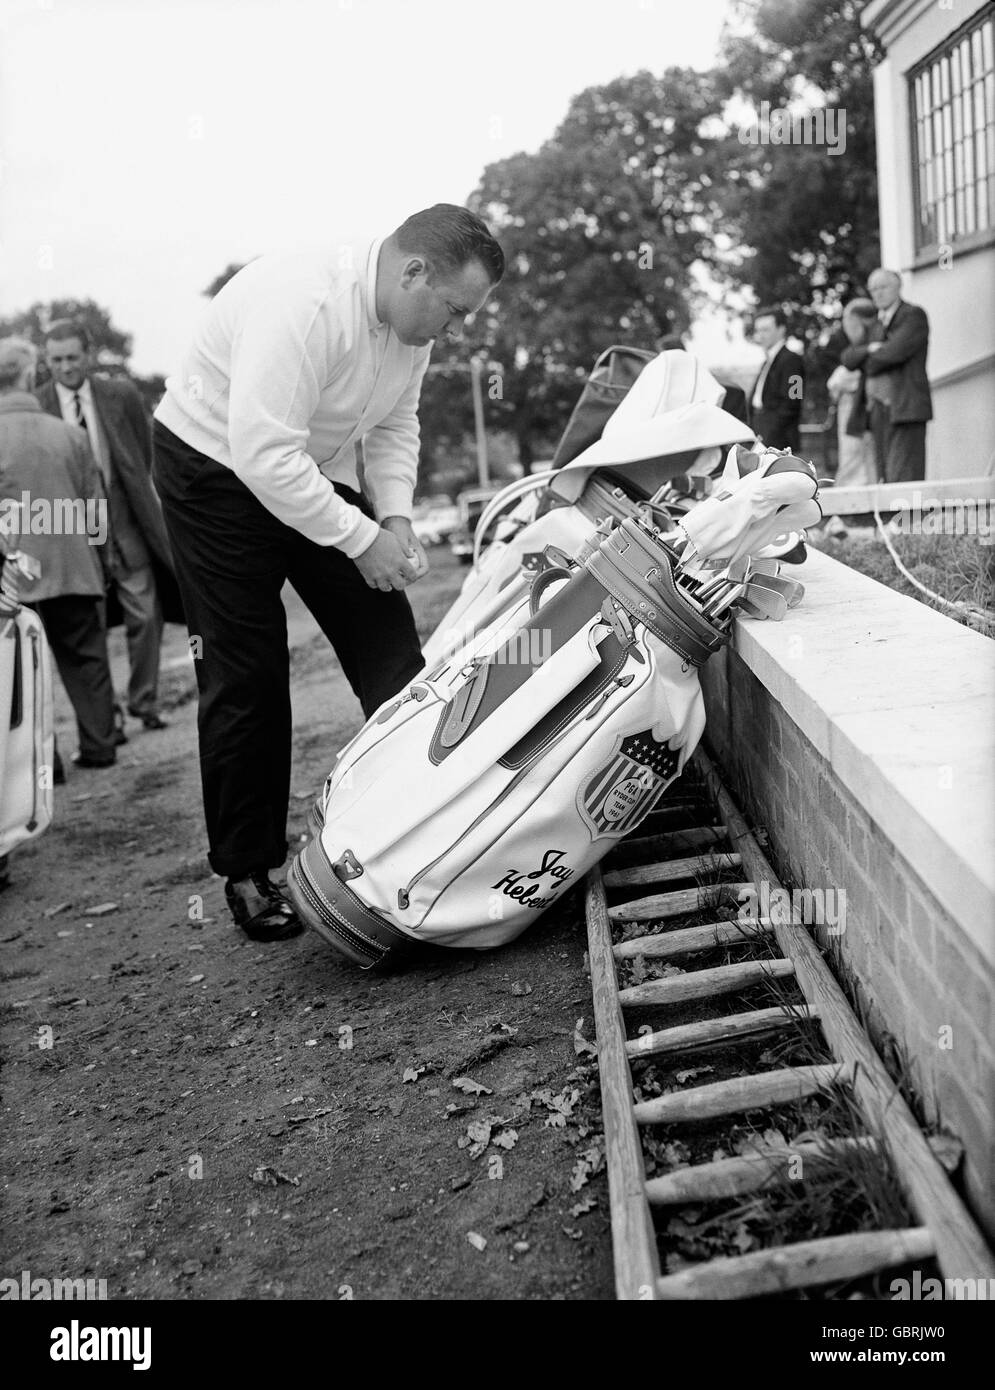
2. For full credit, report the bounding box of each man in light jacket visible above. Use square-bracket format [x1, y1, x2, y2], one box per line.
[153, 204, 504, 941]
[0, 337, 116, 769]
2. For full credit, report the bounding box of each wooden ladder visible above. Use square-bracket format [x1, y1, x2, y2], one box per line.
[586, 745, 994, 1300]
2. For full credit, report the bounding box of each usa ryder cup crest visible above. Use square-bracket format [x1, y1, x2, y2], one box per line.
[578, 729, 681, 839]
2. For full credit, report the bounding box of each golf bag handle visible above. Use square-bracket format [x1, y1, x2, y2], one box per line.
[529, 565, 574, 616]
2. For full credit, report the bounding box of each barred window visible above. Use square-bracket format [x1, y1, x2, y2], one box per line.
[911, 4, 995, 252]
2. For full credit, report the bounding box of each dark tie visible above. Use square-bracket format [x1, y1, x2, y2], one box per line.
[73, 391, 87, 431]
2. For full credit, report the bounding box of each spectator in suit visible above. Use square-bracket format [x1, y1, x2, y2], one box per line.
[748, 305, 806, 452]
[36, 320, 175, 736]
[841, 268, 931, 483]
[0, 336, 117, 769]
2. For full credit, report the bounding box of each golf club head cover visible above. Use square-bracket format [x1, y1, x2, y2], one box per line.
[677, 447, 821, 564]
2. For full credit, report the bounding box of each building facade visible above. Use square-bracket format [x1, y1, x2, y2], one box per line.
[862, 0, 995, 478]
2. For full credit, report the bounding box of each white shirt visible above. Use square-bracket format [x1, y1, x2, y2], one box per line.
[54, 379, 105, 475]
[154, 238, 431, 557]
[751, 340, 785, 411]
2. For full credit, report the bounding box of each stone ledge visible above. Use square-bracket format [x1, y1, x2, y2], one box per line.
[724, 546, 995, 965]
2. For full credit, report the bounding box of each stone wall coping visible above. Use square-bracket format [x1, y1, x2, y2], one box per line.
[727, 546, 995, 964]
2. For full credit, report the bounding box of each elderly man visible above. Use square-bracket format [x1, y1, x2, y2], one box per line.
[152, 204, 504, 941]
[37, 320, 176, 737]
[841, 268, 931, 483]
[0, 337, 116, 769]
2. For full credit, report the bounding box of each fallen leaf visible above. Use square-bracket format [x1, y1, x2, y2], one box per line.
[532, 1086, 580, 1128]
[570, 1138, 606, 1192]
[561, 1226, 583, 1241]
[251, 1166, 300, 1187]
[492, 1128, 518, 1151]
[732, 1221, 756, 1254]
[402, 1066, 425, 1083]
[569, 1194, 598, 1218]
[674, 1065, 715, 1085]
[572, 1017, 597, 1058]
[466, 1230, 487, 1252]
[189, 974, 205, 984]
[83, 903, 119, 916]
[452, 1075, 492, 1096]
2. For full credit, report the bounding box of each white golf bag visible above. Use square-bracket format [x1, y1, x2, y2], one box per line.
[288, 449, 822, 968]
[0, 553, 55, 859]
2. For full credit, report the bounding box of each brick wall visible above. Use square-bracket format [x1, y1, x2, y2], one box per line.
[701, 643, 995, 1245]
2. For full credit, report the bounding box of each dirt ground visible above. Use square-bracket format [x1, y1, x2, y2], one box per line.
[0, 550, 616, 1301]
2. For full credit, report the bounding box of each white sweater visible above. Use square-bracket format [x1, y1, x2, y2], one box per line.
[155, 239, 431, 556]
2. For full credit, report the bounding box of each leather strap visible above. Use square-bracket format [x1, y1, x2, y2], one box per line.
[529, 565, 573, 616]
[584, 518, 728, 668]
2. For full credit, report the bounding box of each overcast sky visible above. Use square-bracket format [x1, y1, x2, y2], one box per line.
[1, 0, 732, 375]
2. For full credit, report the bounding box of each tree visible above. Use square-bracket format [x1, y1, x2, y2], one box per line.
[467, 68, 729, 465]
[713, 0, 883, 316]
[0, 298, 132, 365]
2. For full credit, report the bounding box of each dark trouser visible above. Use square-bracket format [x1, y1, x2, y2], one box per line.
[751, 409, 800, 455]
[151, 421, 423, 880]
[112, 563, 164, 718]
[29, 596, 116, 762]
[868, 402, 926, 483]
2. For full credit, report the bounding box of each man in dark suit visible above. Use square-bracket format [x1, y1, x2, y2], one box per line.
[37, 320, 179, 735]
[747, 305, 806, 452]
[841, 269, 931, 483]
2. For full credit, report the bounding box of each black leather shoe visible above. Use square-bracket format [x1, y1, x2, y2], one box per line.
[72, 752, 116, 769]
[113, 704, 128, 746]
[225, 871, 304, 942]
[138, 713, 168, 731]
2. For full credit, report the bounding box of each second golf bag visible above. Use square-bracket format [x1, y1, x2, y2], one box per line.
[0, 552, 55, 859]
[287, 449, 822, 968]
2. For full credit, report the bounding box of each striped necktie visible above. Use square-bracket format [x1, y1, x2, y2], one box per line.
[73, 391, 87, 431]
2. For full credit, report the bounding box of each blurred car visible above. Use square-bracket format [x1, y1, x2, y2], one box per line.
[449, 486, 502, 564]
[411, 496, 459, 546]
